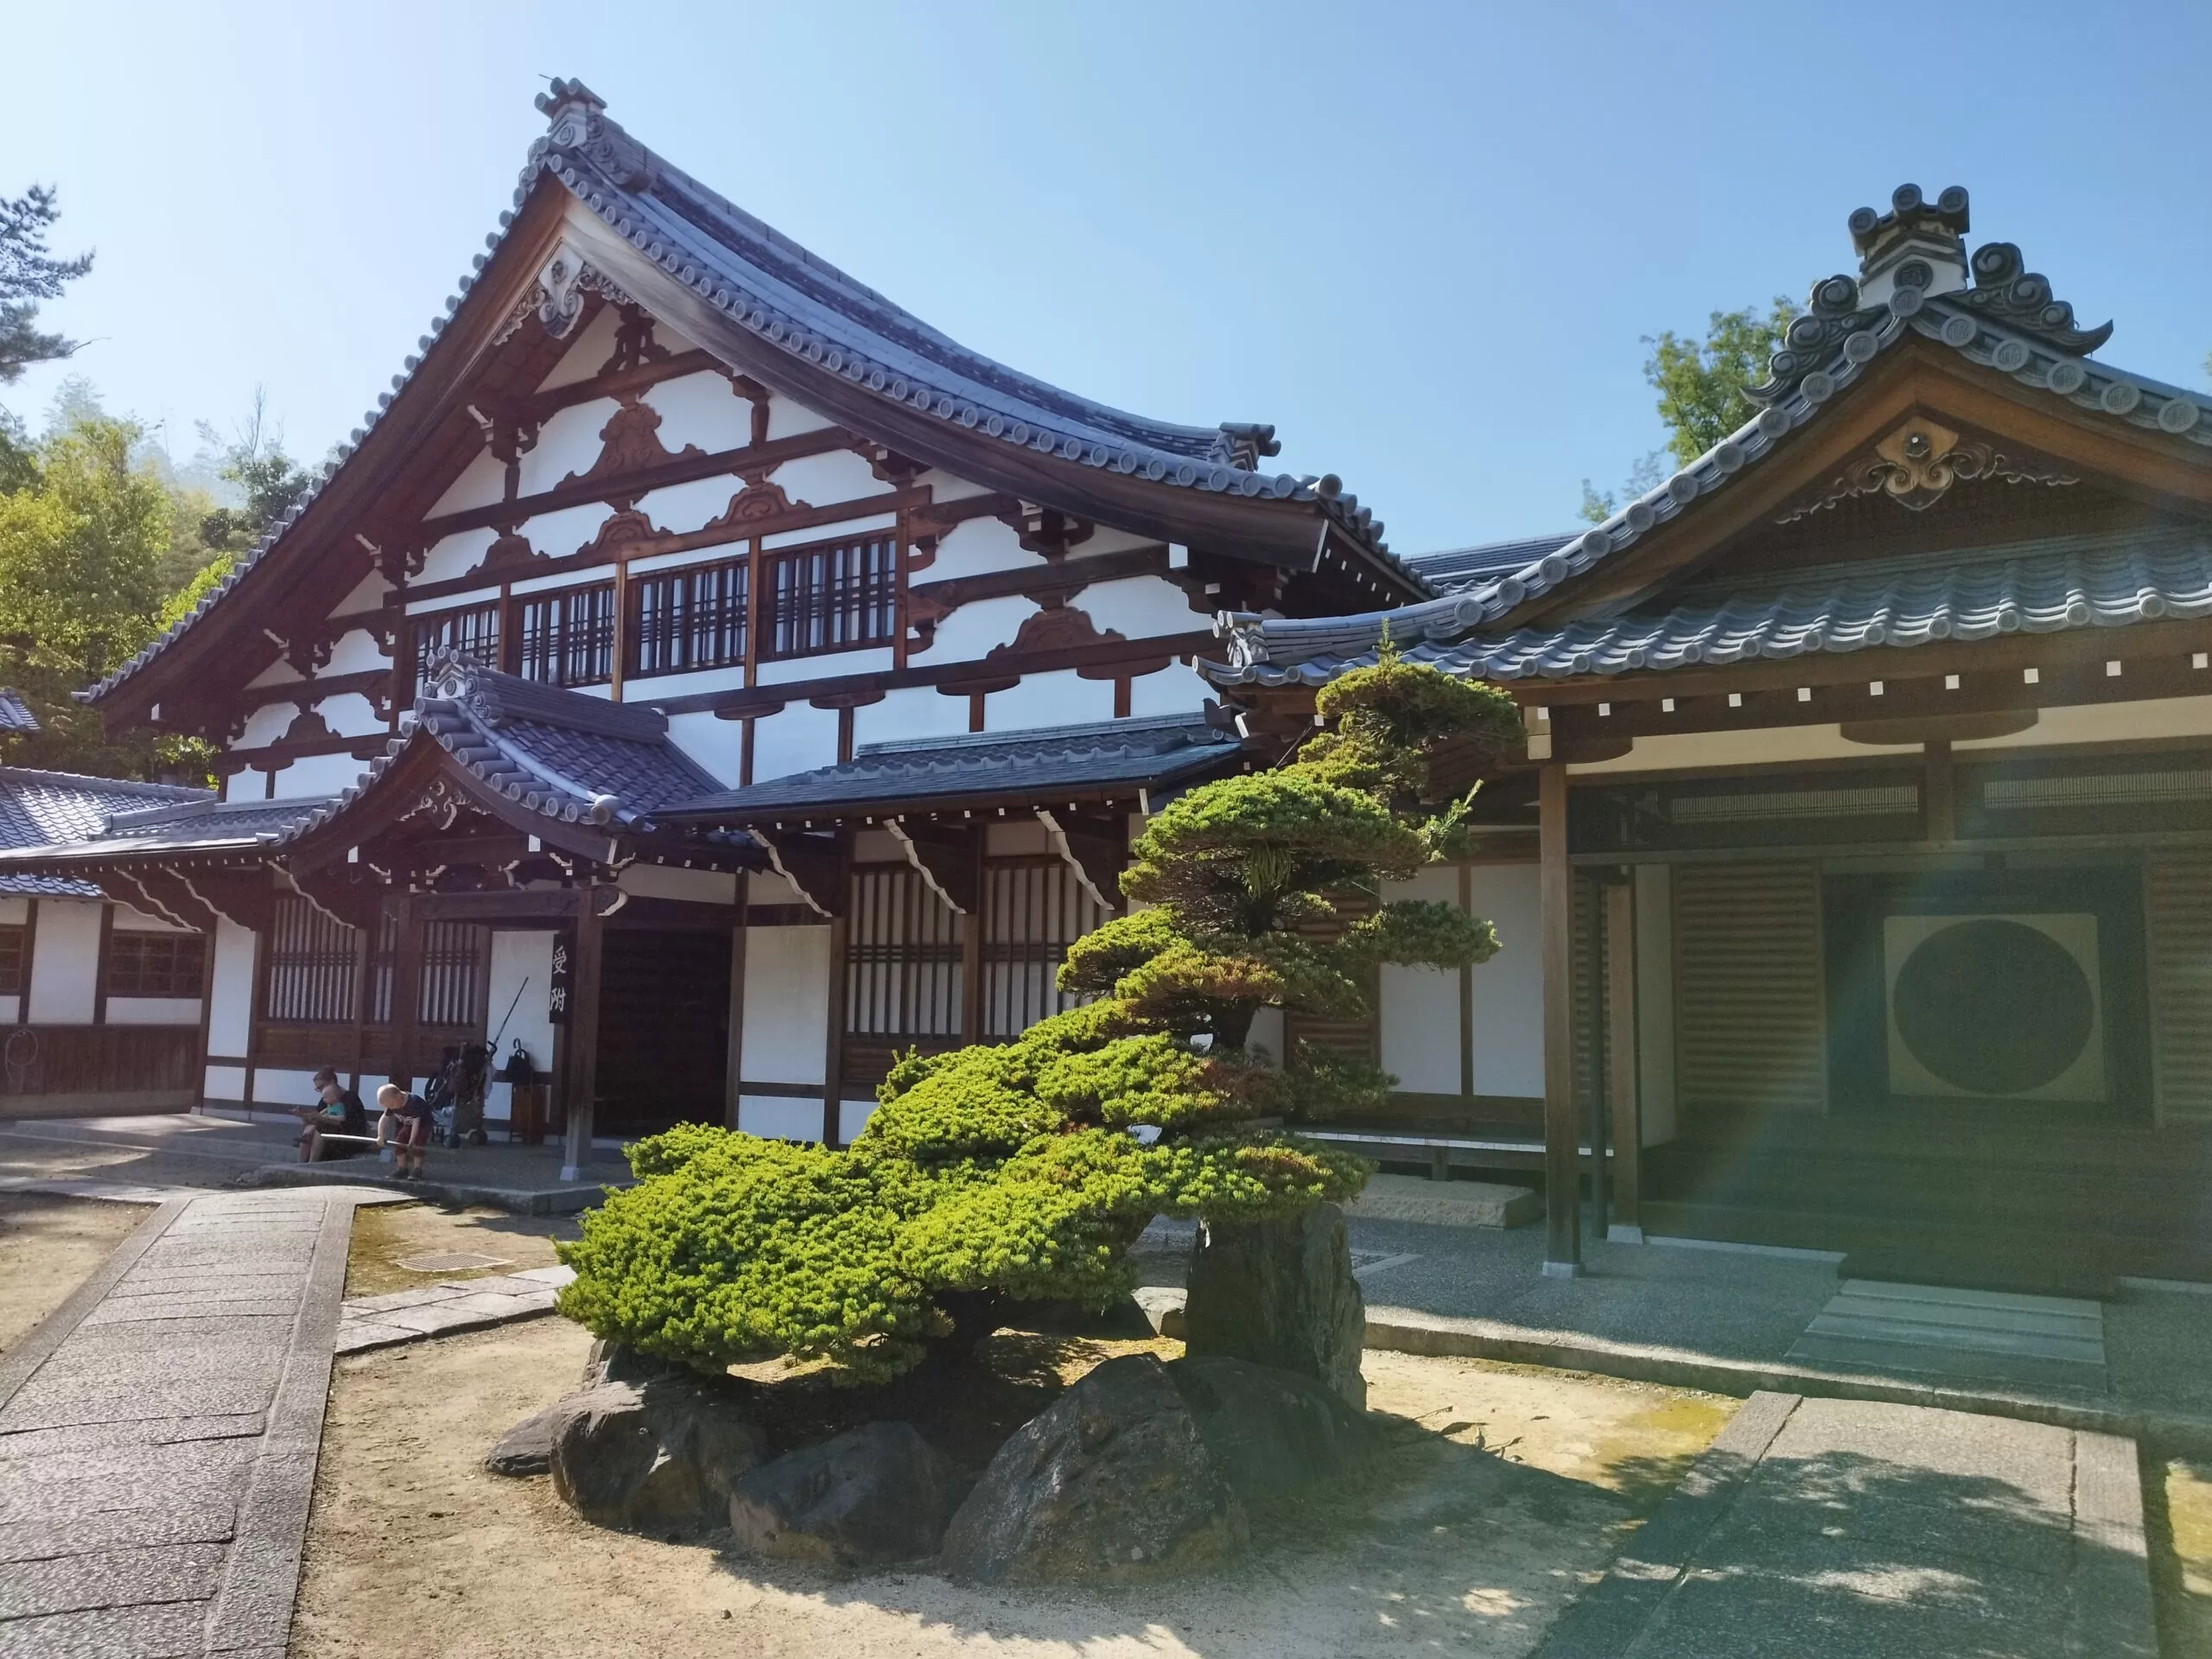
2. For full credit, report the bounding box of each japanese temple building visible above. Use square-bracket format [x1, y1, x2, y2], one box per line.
[3, 92, 2209, 1286]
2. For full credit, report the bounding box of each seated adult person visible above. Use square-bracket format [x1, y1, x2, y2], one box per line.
[291, 1068, 367, 1162]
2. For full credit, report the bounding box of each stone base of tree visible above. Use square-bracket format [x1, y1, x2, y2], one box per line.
[547, 1372, 766, 1535]
[1182, 1202, 1368, 1410]
[728, 1421, 965, 1566]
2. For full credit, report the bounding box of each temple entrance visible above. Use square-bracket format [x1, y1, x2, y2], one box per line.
[593, 925, 733, 1138]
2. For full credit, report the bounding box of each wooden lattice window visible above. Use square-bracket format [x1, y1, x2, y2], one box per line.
[846, 864, 963, 1039]
[631, 556, 747, 678]
[0, 925, 26, 996]
[518, 583, 616, 686]
[412, 603, 502, 693]
[417, 922, 488, 1029]
[263, 896, 359, 1025]
[982, 857, 1111, 1038]
[105, 931, 207, 999]
[761, 536, 897, 661]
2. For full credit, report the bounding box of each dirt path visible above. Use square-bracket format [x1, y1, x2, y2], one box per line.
[0, 1192, 144, 1359]
[344, 1199, 574, 1297]
[296, 1319, 1736, 1658]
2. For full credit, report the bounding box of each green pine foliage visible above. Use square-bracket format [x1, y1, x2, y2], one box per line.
[558, 650, 1523, 1384]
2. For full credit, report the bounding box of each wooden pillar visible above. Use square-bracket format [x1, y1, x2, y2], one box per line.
[389, 894, 422, 1087]
[91, 904, 115, 1027]
[1540, 763, 1580, 1276]
[1604, 878, 1643, 1242]
[1457, 862, 1476, 1099]
[821, 913, 849, 1147]
[560, 903, 606, 1181]
[723, 912, 747, 1130]
[18, 898, 40, 1027]
[1924, 739, 1955, 843]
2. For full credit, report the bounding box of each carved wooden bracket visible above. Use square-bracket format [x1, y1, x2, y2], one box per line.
[562, 397, 705, 489]
[1777, 416, 2078, 522]
[599, 303, 671, 377]
[749, 829, 843, 918]
[1000, 503, 1094, 560]
[887, 818, 978, 913]
[1035, 807, 1124, 912]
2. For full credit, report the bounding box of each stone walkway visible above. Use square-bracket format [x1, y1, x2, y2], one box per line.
[1788, 1280, 2109, 1396]
[335, 1266, 574, 1354]
[1533, 1390, 2156, 1657]
[0, 1187, 366, 1658]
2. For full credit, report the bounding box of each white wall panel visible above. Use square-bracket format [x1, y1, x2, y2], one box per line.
[514, 501, 618, 563]
[925, 517, 1030, 582]
[767, 448, 888, 507]
[838, 1097, 877, 1141]
[927, 594, 1033, 660]
[617, 866, 739, 905]
[1379, 868, 1462, 1095]
[0, 898, 24, 925]
[636, 474, 747, 537]
[330, 569, 393, 616]
[748, 703, 841, 783]
[739, 1096, 824, 1141]
[518, 401, 620, 497]
[111, 905, 185, 933]
[321, 631, 389, 677]
[315, 693, 385, 738]
[1468, 863, 1544, 1097]
[1127, 664, 1211, 720]
[758, 647, 894, 687]
[855, 686, 969, 748]
[270, 753, 368, 801]
[983, 670, 1114, 734]
[29, 899, 101, 1024]
[203, 1063, 246, 1104]
[418, 528, 498, 585]
[425, 450, 505, 518]
[741, 925, 830, 1084]
[644, 372, 752, 453]
[663, 711, 746, 787]
[206, 918, 257, 1060]
[485, 930, 558, 1124]
[1077, 574, 1201, 639]
[245, 660, 305, 690]
[535, 304, 625, 391]
[105, 997, 201, 1026]
[251, 1066, 321, 1107]
[764, 391, 836, 442]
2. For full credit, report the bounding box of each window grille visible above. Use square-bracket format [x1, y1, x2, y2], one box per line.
[982, 856, 1110, 1038]
[365, 910, 397, 1026]
[845, 864, 963, 1038]
[1982, 769, 2212, 810]
[412, 604, 502, 693]
[0, 925, 26, 996]
[518, 583, 616, 686]
[761, 536, 897, 660]
[105, 932, 207, 999]
[1669, 785, 1920, 824]
[631, 556, 748, 679]
[262, 896, 359, 1024]
[417, 922, 487, 1029]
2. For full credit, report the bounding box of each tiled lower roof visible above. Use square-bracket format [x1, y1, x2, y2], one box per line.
[1205, 531, 2212, 688]
[668, 714, 1243, 820]
[0, 766, 219, 891]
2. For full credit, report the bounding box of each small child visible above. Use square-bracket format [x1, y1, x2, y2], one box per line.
[377, 1082, 433, 1180]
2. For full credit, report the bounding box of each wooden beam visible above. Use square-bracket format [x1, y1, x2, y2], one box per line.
[560, 903, 604, 1181]
[1924, 740, 1956, 842]
[1540, 763, 1580, 1275]
[724, 916, 746, 1131]
[91, 903, 115, 1027]
[1603, 879, 1641, 1241]
[822, 913, 849, 1148]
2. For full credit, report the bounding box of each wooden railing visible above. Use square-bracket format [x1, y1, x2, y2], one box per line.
[0, 1023, 202, 1113]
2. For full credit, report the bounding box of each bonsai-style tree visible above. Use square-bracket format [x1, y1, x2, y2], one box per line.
[558, 650, 1521, 1382]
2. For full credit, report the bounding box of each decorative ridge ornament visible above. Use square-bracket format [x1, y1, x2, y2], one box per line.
[1774, 415, 2079, 522]
[537, 77, 656, 191]
[1748, 275, 1887, 406]
[1953, 242, 2113, 356]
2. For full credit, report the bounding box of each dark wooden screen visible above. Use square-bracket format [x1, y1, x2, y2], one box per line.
[412, 603, 501, 692]
[982, 856, 1109, 1038]
[1281, 889, 1381, 1065]
[262, 896, 359, 1025]
[105, 932, 208, 998]
[2146, 848, 2212, 1122]
[0, 925, 25, 996]
[366, 910, 397, 1027]
[1672, 861, 1827, 1115]
[846, 864, 963, 1038]
[416, 922, 488, 1029]
[761, 536, 897, 660]
[595, 927, 731, 1135]
[518, 582, 616, 686]
[631, 556, 747, 677]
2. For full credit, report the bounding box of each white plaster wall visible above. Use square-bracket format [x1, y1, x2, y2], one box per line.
[246, 660, 304, 690]
[1076, 574, 1198, 638]
[105, 997, 200, 1026]
[740, 925, 830, 1084]
[739, 1096, 824, 1141]
[270, 753, 368, 801]
[251, 1066, 321, 1107]
[761, 512, 897, 552]
[0, 898, 25, 925]
[28, 899, 101, 1025]
[768, 448, 891, 508]
[758, 647, 894, 687]
[764, 390, 837, 442]
[517, 400, 621, 498]
[1468, 863, 1544, 1098]
[330, 569, 392, 616]
[1567, 723, 1918, 775]
[855, 687, 969, 748]
[315, 693, 385, 738]
[110, 905, 185, 934]
[749, 703, 842, 784]
[418, 528, 499, 586]
[513, 503, 612, 563]
[321, 631, 389, 677]
[1957, 693, 2212, 749]
[1247, 1005, 1286, 1065]
[223, 771, 266, 804]
[425, 450, 505, 518]
[617, 866, 740, 905]
[984, 670, 1115, 734]
[926, 594, 1035, 660]
[237, 705, 295, 748]
[985, 820, 1051, 857]
[403, 582, 499, 619]
[635, 475, 748, 538]
[485, 930, 558, 1123]
[206, 918, 257, 1060]
[663, 711, 747, 787]
[535, 304, 626, 391]
[1128, 664, 1211, 720]
[915, 470, 993, 505]
[644, 372, 752, 453]
[1633, 863, 1677, 1146]
[204, 1063, 246, 1104]
[838, 1097, 877, 1141]
[925, 517, 1031, 583]
[1378, 868, 1462, 1096]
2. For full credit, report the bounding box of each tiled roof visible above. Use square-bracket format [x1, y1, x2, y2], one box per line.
[1405, 536, 1581, 594]
[0, 767, 215, 892]
[1214, 185, 2212, 676]
[1207, 530, 2212, 689]
[667, 714, 1243, 821]
[0, 691, 39, 735]
[83, 79, 1426, 709]
[289, 656, 725, 842]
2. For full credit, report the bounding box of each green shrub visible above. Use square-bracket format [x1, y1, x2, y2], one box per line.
[558, 649, 1521, 1382]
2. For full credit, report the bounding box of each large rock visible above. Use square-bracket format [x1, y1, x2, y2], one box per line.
[486, 1402, 562, 1477]
[580, 1337, 678, 1389]
[1166, 1354, 1378, 1503]
[1182, 1203, 1367, 1409]
[728, 1421, 962, 1565]
[941, 1354, 1247, 1585]
[549, 1373, 766, 1535]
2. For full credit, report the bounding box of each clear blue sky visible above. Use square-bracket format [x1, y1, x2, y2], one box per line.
[10, 1, 2209, 555]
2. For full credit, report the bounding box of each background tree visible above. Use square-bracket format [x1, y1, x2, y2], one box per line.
[558, 652, 1522, 1384]
[1580, 297, 1801, 519]
[0, 186, 92, 486]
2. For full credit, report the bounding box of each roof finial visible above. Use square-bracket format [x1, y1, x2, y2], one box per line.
[1848, 184, 1971, 308]
[535, 78, 606, 128]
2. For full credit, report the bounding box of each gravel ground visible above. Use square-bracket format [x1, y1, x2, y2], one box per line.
[0, 1192, 145, 1359]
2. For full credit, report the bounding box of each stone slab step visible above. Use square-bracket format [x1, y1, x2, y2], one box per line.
[1343, 1173, 1540, 1230]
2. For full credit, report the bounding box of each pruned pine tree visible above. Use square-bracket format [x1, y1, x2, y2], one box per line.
[559, 649, 1522, 1383]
